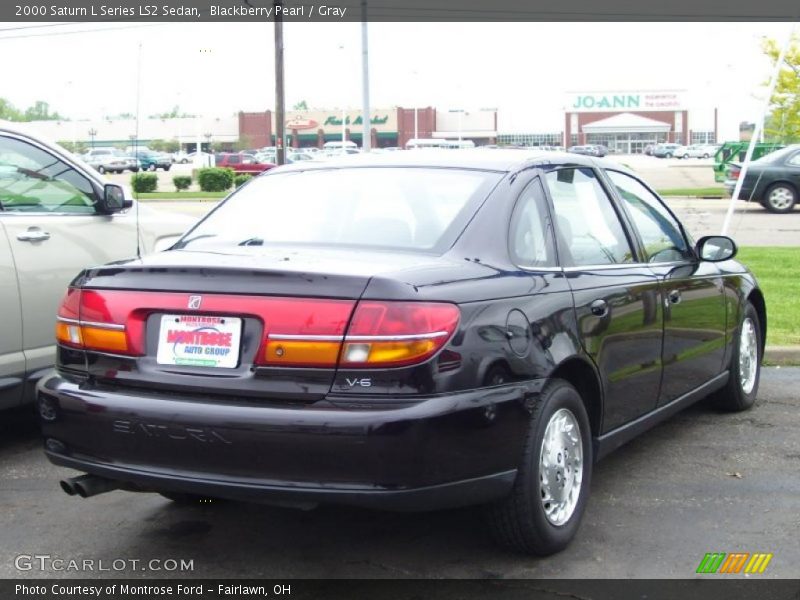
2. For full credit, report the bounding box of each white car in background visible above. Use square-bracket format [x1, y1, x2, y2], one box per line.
[0, 124, 194, 411]
[674, 144, 719, 159]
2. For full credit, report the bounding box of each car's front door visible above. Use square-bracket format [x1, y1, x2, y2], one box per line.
[605, 170, 727, 405]
[544, 167, 664, 432]
[784, 151, 800, 187]
[0, 133, 139, 377]
[0, 220, 24, 409]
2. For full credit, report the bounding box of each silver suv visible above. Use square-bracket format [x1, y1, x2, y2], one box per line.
[0, 125, 194, 410]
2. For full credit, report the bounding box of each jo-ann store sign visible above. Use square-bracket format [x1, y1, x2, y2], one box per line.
[567, 91, 687, 112]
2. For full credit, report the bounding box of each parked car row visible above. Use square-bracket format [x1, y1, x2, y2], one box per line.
[644, 143, 719, 159]
[82, 147, 173, 173]
[567, 145, 608, 157]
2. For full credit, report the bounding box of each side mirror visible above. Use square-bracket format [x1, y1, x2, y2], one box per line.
[97, 184, 131, 214]
[696, 235, 737, 262]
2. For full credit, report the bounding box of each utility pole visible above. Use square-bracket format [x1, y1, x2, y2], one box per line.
[360, 1, 371, 152]
[274, 1, 286, 165]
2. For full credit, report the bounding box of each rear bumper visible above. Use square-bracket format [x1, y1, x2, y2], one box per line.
[38, 373, 534, 511]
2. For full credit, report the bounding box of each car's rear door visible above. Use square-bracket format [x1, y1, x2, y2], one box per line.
[604, 169, 726, 405]
[0, 132, 139, 379]
[0, 219, 24, 409]
[544, 166, 664, 432]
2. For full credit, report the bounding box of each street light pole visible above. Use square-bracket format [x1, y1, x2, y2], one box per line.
[274, 1, 286, 165]
[339, 44, 346, 154]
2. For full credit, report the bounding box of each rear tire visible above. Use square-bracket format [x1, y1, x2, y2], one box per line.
[97, 166, 106, 174]
[487, 379, 592, 555]
[762, 183, 796, 213]
[710, 302, 761, 412]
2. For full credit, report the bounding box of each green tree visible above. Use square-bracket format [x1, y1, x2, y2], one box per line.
[293, 100, 308, 111]
[763, 34, 800, 143]
[24, 100, 63, 121]
[0, 98, 23, 121]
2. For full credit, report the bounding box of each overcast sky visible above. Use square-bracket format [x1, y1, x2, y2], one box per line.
[0, 21, 793, 138]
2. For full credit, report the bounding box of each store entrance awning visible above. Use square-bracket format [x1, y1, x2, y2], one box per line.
[582, 113, 671, 133]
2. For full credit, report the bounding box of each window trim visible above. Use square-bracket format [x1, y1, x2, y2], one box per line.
[540, 165, 642, 268]
[507, 176, 557, 271]
[602, 168, 697, 265]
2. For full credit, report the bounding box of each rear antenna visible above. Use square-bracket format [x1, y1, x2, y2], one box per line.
[134, 42, 143, 259]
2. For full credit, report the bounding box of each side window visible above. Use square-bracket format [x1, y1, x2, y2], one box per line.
[544, 167, 634, 267]
[227, 155, 241, 165]
[787, 153, 800, 167]
[0, 136, 97, 214]
[607, 170, 691, 263]
[509, 178, 555, 268]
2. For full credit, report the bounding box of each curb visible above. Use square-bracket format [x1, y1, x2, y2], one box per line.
[764, 346, 800, 366]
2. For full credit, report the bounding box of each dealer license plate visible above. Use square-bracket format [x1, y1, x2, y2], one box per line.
[156, 314, 242, 369]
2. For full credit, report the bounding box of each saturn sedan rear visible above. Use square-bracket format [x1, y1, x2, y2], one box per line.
[39, 150, 765, 555]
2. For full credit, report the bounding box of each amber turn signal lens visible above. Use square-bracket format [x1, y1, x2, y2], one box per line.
[342, 339, 438, 366]
[264, 340, 341, 367]
[81, 327, 129, 353]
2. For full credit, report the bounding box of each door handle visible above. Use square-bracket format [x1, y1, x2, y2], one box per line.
[17, 229, 51, 242]
[668, 289, 682, 304]
[590, 299, 609, 317]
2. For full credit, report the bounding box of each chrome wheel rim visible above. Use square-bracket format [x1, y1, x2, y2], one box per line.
[768, 187, 794, 210]
[739, 317, 758, 394]
[539, 408, 583, 526]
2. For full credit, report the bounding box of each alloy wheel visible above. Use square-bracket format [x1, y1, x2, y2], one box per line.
[539, 408, 583, 526]
[767, 186, 795, 210]
[739, 317, 758, 394]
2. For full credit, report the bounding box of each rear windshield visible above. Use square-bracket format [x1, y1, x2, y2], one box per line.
[174, 167, 502, 253]
[754, 146, 795, 164]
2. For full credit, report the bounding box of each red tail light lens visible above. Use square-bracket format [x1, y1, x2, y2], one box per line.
[56, 289, 138, 354]
[341, 301, 460, 368]
[729, 167, 740, 180]
[55, 290, 460, 369]
[256, 298, 353, 367]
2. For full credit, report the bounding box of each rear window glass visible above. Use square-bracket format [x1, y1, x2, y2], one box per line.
[175, 167, 502, 253]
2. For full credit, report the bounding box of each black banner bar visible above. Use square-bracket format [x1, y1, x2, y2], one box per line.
[2, 0, 800, 22]
[3, 580, 800, 600]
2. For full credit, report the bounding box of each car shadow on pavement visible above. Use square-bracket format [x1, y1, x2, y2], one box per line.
[0, 405, 41, 454]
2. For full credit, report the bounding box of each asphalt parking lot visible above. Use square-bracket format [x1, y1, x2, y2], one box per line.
[1, 367, 798, 579]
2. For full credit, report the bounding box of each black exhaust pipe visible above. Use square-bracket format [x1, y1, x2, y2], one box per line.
[59, 474, 119, 498]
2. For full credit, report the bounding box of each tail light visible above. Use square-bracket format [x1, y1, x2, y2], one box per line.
[256, 299, 353, 367]
[259, 300, 460, 368]
[56, 289, 460, 369]
[341, 301, 460, 368]
[56, 289, 142, 355]
[728, 166, 741, 180]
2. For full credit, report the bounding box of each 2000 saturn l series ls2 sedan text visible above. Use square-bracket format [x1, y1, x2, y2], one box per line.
[37, 150, 766, 555]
